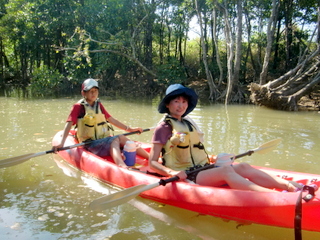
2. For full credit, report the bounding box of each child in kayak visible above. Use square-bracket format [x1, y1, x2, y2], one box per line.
[148, 84, 306, 192]
[52, 78, 149, 168]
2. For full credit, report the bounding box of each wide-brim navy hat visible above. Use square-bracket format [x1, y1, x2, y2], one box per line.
[158, 84, 198, 117]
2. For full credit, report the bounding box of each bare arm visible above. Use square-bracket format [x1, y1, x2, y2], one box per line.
[107, 116, 144, 133]
[52, 121, 73, 152]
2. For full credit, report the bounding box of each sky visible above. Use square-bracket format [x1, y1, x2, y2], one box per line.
[188, 16, 200, 40]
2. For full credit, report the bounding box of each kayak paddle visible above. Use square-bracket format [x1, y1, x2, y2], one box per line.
[234, 138, 281, 158]
[89, 138, 281, 211]
[0, 128, 154, 168]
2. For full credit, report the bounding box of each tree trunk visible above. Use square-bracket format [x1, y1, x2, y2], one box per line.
[216, 1, 235, 104]
[284, 0, 294, 70]
[249, 47, 320, 111]
[259, 0, 279, 85]
[195, 0, 217, 100]
[272, 17, 282, 72]
[227, 0, 242, 103]
[212, 7, 223, 86]
[166, 19, 171, 61]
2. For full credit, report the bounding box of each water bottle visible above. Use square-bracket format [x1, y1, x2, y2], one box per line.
[123, 141, 137, 166]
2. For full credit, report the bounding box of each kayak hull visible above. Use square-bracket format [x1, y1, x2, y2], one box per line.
[52, 131, 320, 232]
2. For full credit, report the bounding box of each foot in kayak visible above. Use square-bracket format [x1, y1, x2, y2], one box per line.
[283, 181, 318, 192]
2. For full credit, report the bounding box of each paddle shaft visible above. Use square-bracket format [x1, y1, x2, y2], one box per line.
[53, 137, 258, 160]
[49, 128, 152, 154]
[234, 150, 254, 159]
[0, 128, 153, 168]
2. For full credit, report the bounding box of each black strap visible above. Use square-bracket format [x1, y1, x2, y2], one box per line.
[177, 145, 189, 149]
[294, 185, 315, 240]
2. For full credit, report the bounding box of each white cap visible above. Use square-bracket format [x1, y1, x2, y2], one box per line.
[82, 78, 99, 91]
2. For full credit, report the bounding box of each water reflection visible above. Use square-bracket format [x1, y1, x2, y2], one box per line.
[0, 97, 320, 239]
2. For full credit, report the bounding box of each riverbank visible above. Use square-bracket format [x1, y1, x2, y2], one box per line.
[190, 80, 320, 112]
[297, 88, 320, 111]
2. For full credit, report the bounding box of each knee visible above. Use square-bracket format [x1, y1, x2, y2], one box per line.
[219, 165, 236, 175]
[118, 135, 129, 145]
[234, 162, 252, 171]
[111, 137, 120, 147]
[213, 165, 239, 182]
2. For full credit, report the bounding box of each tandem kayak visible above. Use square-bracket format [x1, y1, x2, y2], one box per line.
[52, 130, 320, 233]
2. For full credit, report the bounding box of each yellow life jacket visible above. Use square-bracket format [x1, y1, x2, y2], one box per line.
[162, 115, 209, 170]
[76, 99, 113, 142]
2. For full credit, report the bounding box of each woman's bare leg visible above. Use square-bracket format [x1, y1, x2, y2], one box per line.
[196, 165, 277, 192]
[233, 163, 297, 191]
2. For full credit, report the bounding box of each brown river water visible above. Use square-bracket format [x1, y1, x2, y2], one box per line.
[0, 96, 319, 240]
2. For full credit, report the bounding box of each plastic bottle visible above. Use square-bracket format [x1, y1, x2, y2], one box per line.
[123, 141, 137, 166]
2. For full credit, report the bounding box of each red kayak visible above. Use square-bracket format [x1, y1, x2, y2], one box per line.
[52, 131, 320, 232]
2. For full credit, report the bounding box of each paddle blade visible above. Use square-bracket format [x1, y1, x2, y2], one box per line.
[254, 138, 282, 154]
[0, 152, 46, 168]
[89, 182, 160, 211]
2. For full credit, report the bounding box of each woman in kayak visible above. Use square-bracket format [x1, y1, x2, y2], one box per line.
[148, 84, 301, 192]
[52, 78, 149, 168]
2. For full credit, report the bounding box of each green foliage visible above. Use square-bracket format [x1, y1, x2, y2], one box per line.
[28, 66, 64, 97]
[183, 39, 201, 77]
[0, 0, 318, 99]
[156, 58, 187, 85]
